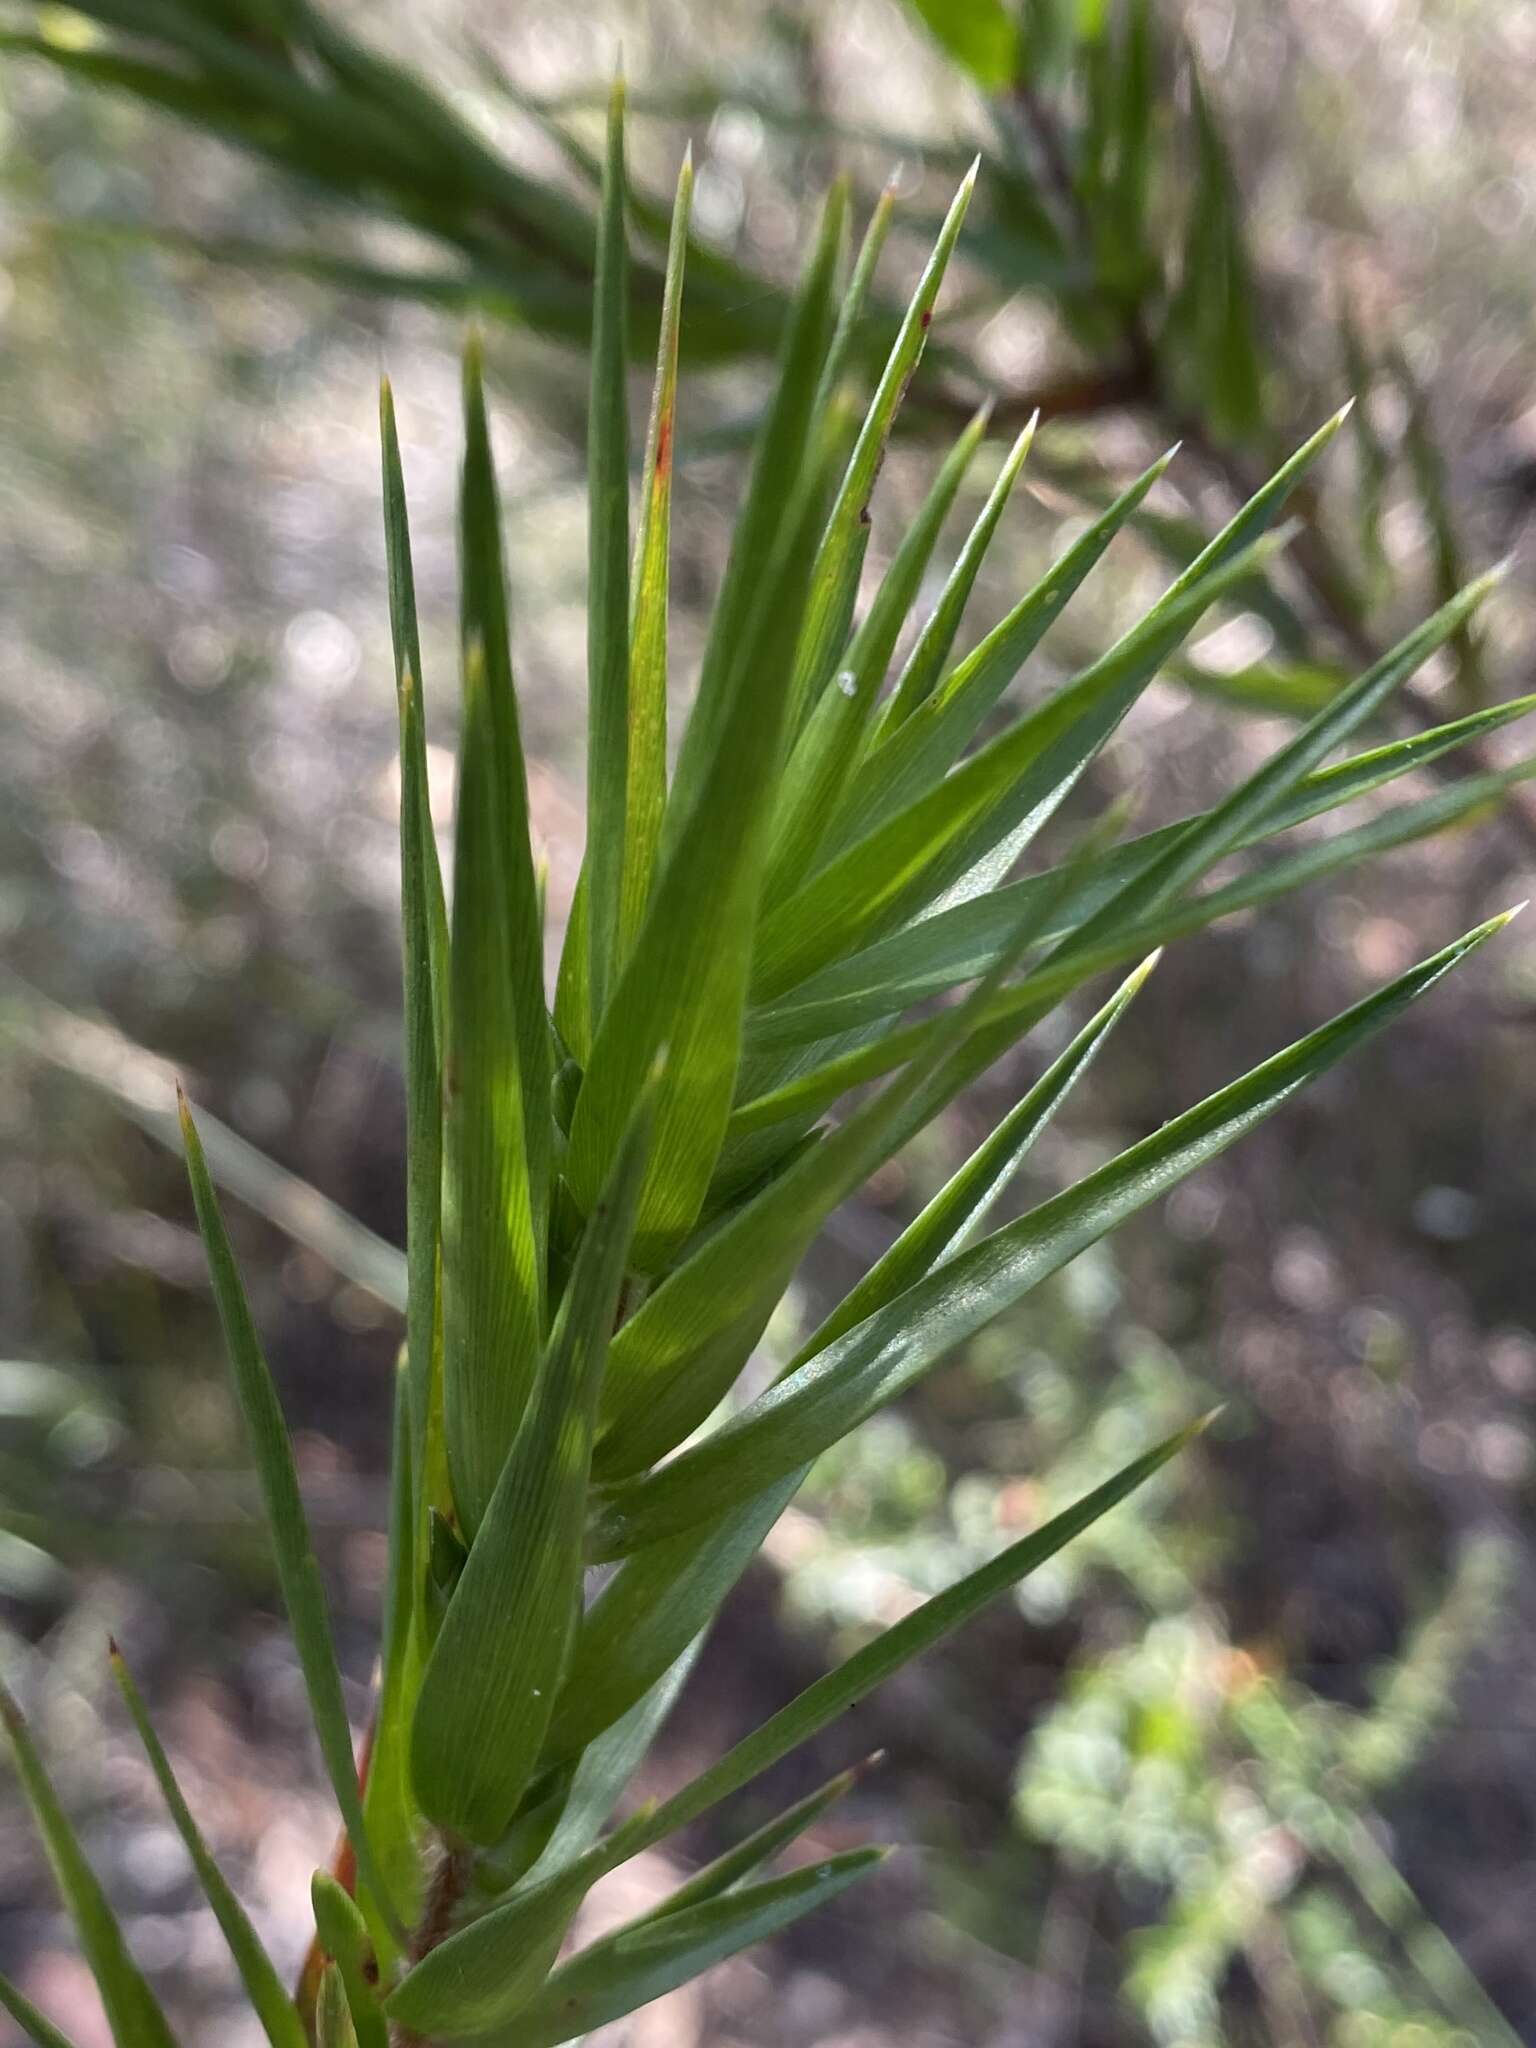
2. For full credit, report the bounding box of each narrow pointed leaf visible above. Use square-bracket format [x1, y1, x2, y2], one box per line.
[838, 395, 993, 698]
[501, 1848, 888, 2047]
[799, 952, 1158, 1363]
[750, 526, 1292, 1005]
[874, 411, 1038, 738]
[390, 1423, 1195, 2031]
[360, 1361, 425, 1954]
[812, 181, 896, 421]
[0, 1685, 179, 2048]
[637, 1756, 873, 1924]
[523, 1641, 702, 1887]
[763, 401, 1003, 902]
[665, 179, 849, 835]
[311, 1875, 387, 2048]
[586, 78, 632, 1017]
[380, 381, 446, 1478]
[177, 1092, 399, 1938]
[832, 445, 1176, 855]
[619, 147, 692, 966]
[461, 335, 552, 1254]
[445, 343, 553, 1530]
[551, 1477, 799, 1761]
[317, 1963, 359, 2048]
[111, 1649, 306, 2048]
[0, 1972, 84, 2048]
[749, 687, 1536, 1051]
[1051, 570, 1503, 973]
[443, 639, 544, 1534]
[413, 1087, 653, 1842]
[564, 190, 846, 1266]
[596, 914, 1508, 1556]
[596, 836, 1117, 1478]
[784, 161, 977, 740]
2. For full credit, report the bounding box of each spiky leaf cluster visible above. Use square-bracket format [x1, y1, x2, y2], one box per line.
[0, 102, 1525, 2048]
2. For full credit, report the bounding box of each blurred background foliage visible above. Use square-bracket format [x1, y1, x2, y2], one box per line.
[2, 0, 1536, 2042]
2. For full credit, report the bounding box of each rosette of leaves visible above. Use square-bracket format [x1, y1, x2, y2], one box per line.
[1, 100, 1528, 2048]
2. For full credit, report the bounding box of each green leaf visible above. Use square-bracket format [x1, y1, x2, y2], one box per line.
[585, 77, 632, 1019]
[444, 340, 554, 1531]
[797, 951, 1158, 1363]
[748, 688, 1536, 1052]
[905, 0, 1022, 88]
[442, 635, 545, 1535]
[177, 1090, 399, 1939]
[830, 445, 1175, 864]
[665, 178, 849, 832]
[735, 732, 1536, 1145]
[1050, 569, 1504, 976]
[634, 1755, 875, 1923]
[0, 1684, 178, 2048]
[619, 146, 693, 968]
[110, 1648, 307, 2048]
[595, 838, 1118, 1480]
[521, 1642, 702, 1886]
[379, 379, 446, 1481]
[496, 1848, 889, 2047]
[763, 400, 998, 903]
[411, 1084, 654, 1842]
[563, 186, 848, 1268]
[554, 869, 592, 1064]
[386, 1814, 657, 2038]
[460, 332, 553, 1213]
[812, 179, 898, 420]
[317, 1962, 360, 2048]
[550, 1481, 798, 1761]
[311, 1874, 388, 2048]
[0, 1970, 84, 2048]
[874, 411, 1038, 739]
[360, 1361, 425, 1956]
[594, 913, 1509, 1557]
[389, 1422, 1196, 2033]
[784, 160, 978, 741]
[749, 524, 1292, 1006]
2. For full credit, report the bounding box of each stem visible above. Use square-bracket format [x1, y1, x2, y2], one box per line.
[389, 1836, 474, 2048]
